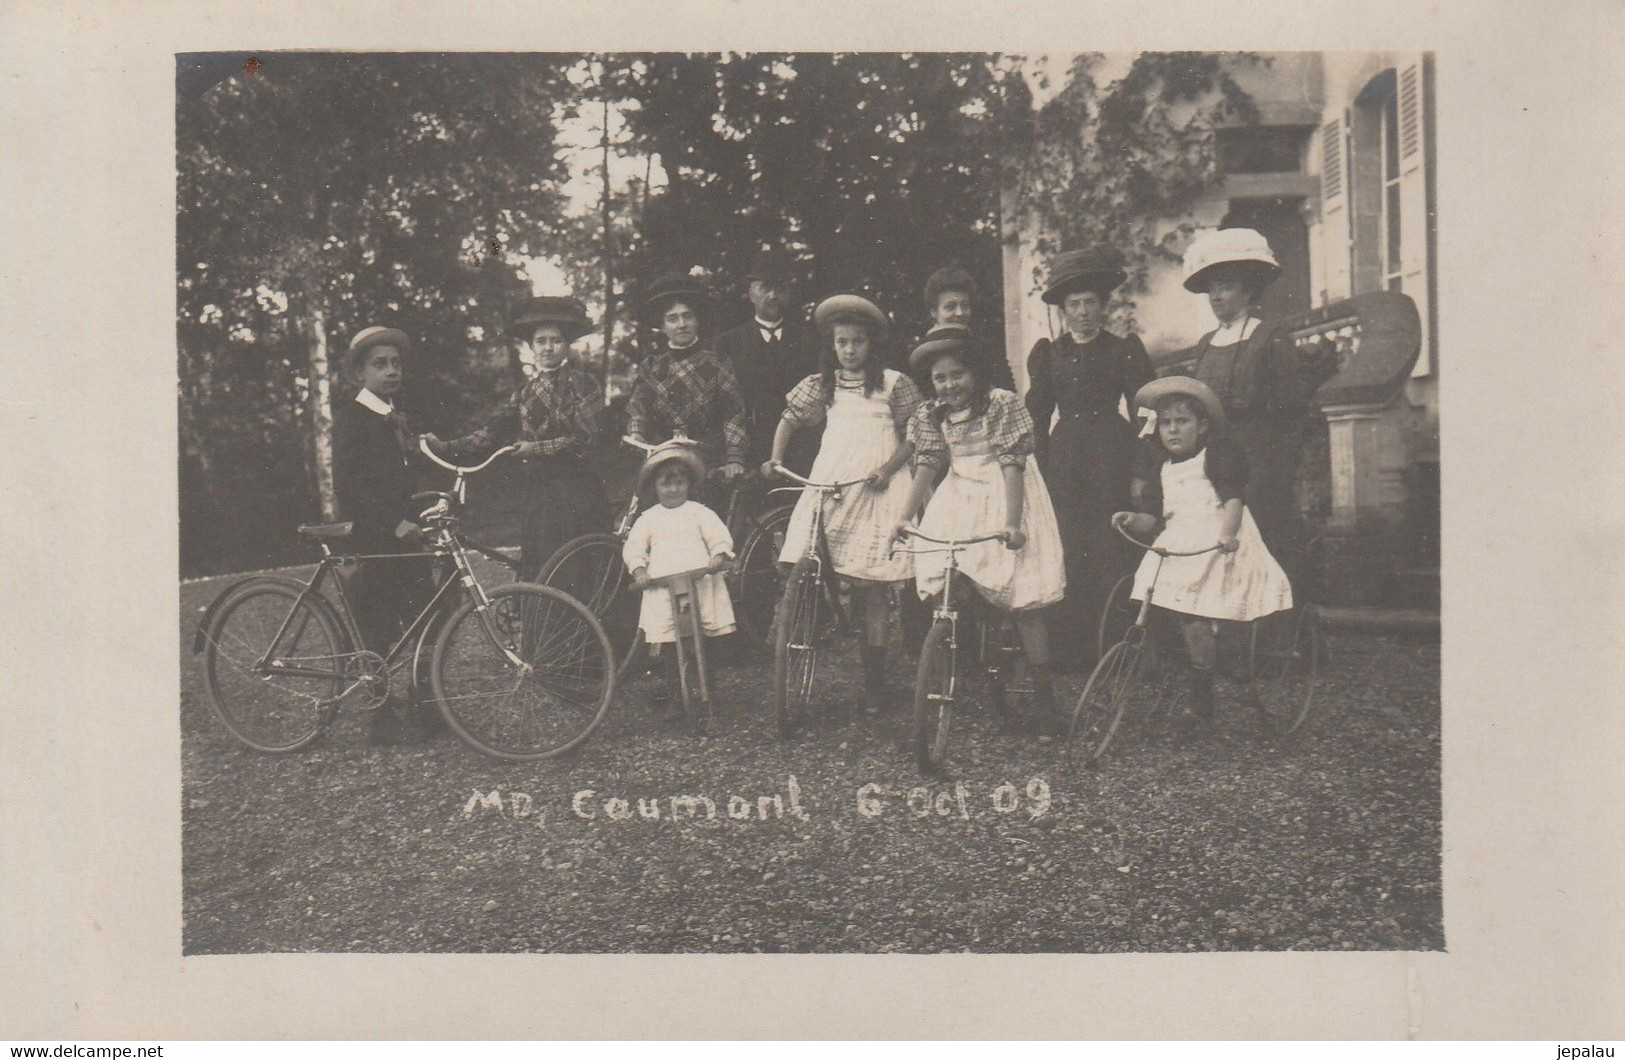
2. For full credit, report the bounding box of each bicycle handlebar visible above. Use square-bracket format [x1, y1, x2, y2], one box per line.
[897, 526, 1008, 547]
[419, 439, 518, 474]
[641, 564, 726, 588]
[767, 463, 871, 491]
[1114, 521, 1223, 557]
[621, 433, 698, 455]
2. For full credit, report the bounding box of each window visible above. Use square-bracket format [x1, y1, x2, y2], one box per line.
[1379, 81, 1403, 292]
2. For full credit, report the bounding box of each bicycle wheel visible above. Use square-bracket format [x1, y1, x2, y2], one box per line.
[202, 577, 344, 753]
[677, 646, 710, 735]
[773, 555, 823, 736]
[1066, 641, 1141, 766]
[735, 505, 792, 656]
[1248, 605, 1322, 736]
[430, 583, 614, 761]
[1097, 573, 1138, 663]
[540, 532, 641, 681]
[912, 619, 955, 774]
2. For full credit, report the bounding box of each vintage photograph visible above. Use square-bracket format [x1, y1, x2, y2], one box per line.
[177, 50, 1442, 954]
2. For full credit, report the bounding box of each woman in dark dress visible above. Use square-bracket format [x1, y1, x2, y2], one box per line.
[1176, 228, 1338, 594]
[425, 296, 609, 581]
[1024, 245, 1155, 664]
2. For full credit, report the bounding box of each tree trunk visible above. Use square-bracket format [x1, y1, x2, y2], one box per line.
[600, 94, 615, 400]
[307, 307, 338, 521]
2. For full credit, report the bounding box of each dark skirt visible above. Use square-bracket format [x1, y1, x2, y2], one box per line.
[516, 455, 611, 581]
[1230, 414, 1308, 591]
[1041, 411, 1140, 653]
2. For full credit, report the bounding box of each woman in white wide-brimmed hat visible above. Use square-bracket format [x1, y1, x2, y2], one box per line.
[1175, 228, 1336, 593]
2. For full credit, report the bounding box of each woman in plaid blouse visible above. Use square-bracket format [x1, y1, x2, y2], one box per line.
[625, 273, 749, 480]
[424, 296, 608, 581]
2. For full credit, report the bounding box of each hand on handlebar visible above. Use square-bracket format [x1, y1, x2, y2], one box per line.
[1003, 527, 1026, 551]
[1218, 534, 1240, 554]
[722, 461, 745, 480]
[761, 459, 781, 479]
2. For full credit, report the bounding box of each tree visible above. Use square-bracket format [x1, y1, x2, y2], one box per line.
[177, 53, 574, 574]
[1003, 52, 1261, 320]
[599, 53, 1027, 353]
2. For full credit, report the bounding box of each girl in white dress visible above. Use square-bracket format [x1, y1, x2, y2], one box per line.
[1111, 376, 1292, 731]
[623, 444, 736, 718]
[890, 328, 1066, 731]
[764, 295, 925, 713]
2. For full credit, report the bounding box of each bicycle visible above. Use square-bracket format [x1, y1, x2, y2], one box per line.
[636, 565, 725, 734]
[540, 434, 793, 682]
[1066, 524, 1322, 766]
[765, 464, 872, 736]
[193, 442, 615, 762]
[890, 525, 1028, 774]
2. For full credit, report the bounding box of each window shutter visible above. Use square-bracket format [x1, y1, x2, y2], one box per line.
[1397, 60, 1432, 376]
[1319, 114, 1352, 301]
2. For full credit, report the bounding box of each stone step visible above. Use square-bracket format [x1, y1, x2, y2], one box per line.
[1319, 606, 1439, 636]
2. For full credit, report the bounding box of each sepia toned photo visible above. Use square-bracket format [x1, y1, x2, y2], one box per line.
[175, 50, 1442, 956]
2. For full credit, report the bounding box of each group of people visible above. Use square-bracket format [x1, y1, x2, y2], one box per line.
[332, 229, 1335, 745]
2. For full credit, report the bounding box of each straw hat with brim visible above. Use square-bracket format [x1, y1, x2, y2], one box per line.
[745, 250, 796, 284]
[343, 326, 410, 384]
[511, 295, 593, 342]
[1134, 376, 1227, 431]
[812, 294, 889, 341]
[908, 325, 983, 370]
[641, 273, 712, 326]
[1041, 245, 1128, 305]
[1181, 227, 1281, 294]
[637, 443, 708, 494]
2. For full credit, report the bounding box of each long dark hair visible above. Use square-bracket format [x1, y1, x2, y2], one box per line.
[927, 349, 992, 424]
[817, 314, 886, 405]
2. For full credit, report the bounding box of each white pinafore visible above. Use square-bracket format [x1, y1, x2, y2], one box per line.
[778, 371, 915, 582]
[1129, 448, 1292, 621]
[913, 399, 1065, 612]
[622, 500, 737, 644]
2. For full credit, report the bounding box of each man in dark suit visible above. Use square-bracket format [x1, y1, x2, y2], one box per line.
[712, 249, 821, 478]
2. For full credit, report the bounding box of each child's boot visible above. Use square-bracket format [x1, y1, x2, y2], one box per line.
[1184, 664, 1216, 738]
[1029, 662, 1062, 738]
[861, 643, 889, 716]
[367, 699, 420, 747]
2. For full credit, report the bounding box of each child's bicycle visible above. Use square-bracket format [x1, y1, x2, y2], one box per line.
[1066, 524, 1323, 766]
[192, 442, 615, 762]
[765, 463, 872, 736]
[638, 565, 724, 734]
[890, 526, 1034, 774]
[540, 434, 792, 680]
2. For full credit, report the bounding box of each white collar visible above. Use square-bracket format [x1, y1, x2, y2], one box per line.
[755, 317, 783, 332]
[1213, 315, 1259, 342]
[355, 388, 394, 416]
[667, 338, 699, 352]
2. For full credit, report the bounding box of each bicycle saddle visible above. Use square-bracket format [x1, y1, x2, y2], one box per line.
[296, 521, 355, 538]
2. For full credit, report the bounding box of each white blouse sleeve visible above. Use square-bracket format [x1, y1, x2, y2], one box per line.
[695, 503, 736, 559]
[623, 511, 654, 571]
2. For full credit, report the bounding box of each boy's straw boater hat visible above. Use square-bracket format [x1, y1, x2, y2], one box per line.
[342, 325, 411, 384]
[812, 293, 889, 341]
[637, 441, 708, 494]
[1134, 375, 1227, 431]
[1181, 227, 1281, 294]
[908, 324, 986, 370]
[1041, 244, 1128, 305]
[511, 295, 593, 341]
[640, 272, 713, 326]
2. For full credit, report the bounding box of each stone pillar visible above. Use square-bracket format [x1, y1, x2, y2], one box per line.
[1317, 397, 1414, 604]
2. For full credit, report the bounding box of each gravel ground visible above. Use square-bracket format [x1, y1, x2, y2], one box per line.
[180, 566, 1442, 954]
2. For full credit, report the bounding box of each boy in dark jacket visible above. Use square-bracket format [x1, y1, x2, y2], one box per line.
[334, 325, 440, 745]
